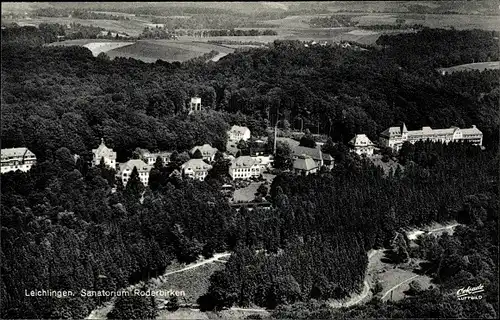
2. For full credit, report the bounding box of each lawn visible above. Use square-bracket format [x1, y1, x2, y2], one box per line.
[233, 182, 262, 203]
[155, 262, 225, 305]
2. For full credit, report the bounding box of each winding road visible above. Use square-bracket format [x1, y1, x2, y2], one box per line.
[86, 253, 231, 319]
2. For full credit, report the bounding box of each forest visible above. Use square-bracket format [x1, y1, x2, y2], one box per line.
[1, 26, 499, 318]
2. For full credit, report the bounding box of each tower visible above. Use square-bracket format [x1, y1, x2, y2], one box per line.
[401, 122, 408, 141]
[189, 97, 202, 114]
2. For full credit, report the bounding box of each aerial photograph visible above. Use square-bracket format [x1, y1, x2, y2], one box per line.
[0, 1, 498, 319]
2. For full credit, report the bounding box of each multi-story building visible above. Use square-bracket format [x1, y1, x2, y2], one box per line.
[1, 147, 37, 174]
[229, 156, 262, 180]
[117, 159, 152, 186]
[188, 97, 202, 114]
[136, 148, 172, 166]
[349, 134, 375, 156]
[181, 159, 212, 181]
[380, 123, 483, 151]
[92, 138, 117, 168]
[190, 144, 218, 162]
[292, 146, 334, 170]
[227, 125, 251, 142]
[293, 155, 318, 176]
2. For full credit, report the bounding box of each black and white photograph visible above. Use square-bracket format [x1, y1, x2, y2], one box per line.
[1, 1, 499, 319]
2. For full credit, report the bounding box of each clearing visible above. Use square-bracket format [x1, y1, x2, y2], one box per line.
[438, 61, 500, 74]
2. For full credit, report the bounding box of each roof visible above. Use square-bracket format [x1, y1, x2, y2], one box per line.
[231, 156, 257, 169]
[461, 125, 482, 135]
[229, 125, 250, 135]
[119, 159, 151, 173]
[93, 138, 116, 159]
[293, 146, 322, 161]
[138, 148, 172, 158]
[349, 134, 374, 147]
[293, 156, 318, 171]
[380, 126, 401, 138]
[190, 144, 218, 156]
[1, 147, 35, 159]
[181, 159, 212, 172]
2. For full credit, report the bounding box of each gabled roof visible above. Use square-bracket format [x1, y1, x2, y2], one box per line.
[190, 144, 218, 156]
[293, 156, 318, 171]
[380, 126, 401, 138]
[93, 138, 116, 159]
[181, 159, 212, 172]
[119, 159, 151, 173]
[292, 146, 322, 161]
[1, 147, 35, 159]
[349, 134, 374, 147]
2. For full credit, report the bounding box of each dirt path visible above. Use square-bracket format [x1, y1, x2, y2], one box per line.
[86, 253, 231, 319]
[380, 274, 419, 301]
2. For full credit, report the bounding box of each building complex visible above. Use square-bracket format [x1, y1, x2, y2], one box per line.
[380, 123, 483, 151]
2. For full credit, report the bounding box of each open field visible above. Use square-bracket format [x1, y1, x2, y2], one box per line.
[439, 61, 500, 74]
[155, 262, 225, 304]
[233, 182, 261, 203]
[369, 250, 433, 302]
[106, 40, 235, 63]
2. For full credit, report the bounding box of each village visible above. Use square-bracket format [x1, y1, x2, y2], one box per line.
[1, 96, 484, 208]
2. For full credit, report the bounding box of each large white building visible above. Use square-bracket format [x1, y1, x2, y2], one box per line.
[380, 123, 483, 151]
[181, 159, 212, 181]
[229, 156, 262, 180]
[1, 147, 37, 174]
[227, 125, 251, 142]
[92, 138, 117, 168]
[349, 134, 375, 156]
[190, 144, 218, 162]
[117, 159, 152, 186]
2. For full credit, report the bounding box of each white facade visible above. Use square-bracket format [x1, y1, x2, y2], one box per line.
[380, 123, 483, 151]
[349, 134, 375, 156]
[1, 147, 37, 174]
[228, 125, 251, 142]
[92, 138, 117, 168]
[181, 159, 212, 181]
[189, 97, 202, 114]
[118, 159, 152, 186]
[229, 156, 262, 180]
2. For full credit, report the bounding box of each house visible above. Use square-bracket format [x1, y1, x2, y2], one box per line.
[292, 145, 334, 169]
[136, 148, 172, 166]
[293, 155, 318, 176]
[251, 155, 274, 172]
[117, 159, 152, 186]
[188, 97, 202, 114]
[228, 125, 251, 142]
[380, 123, 483, 151]
[349, 134, 375, 156]
[229, 156, 262, 180]
[190, 144, 218, 162]
[1, 147, 37, 174]
[92, 138, 117, 168]
[181, 159, 212, 181]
